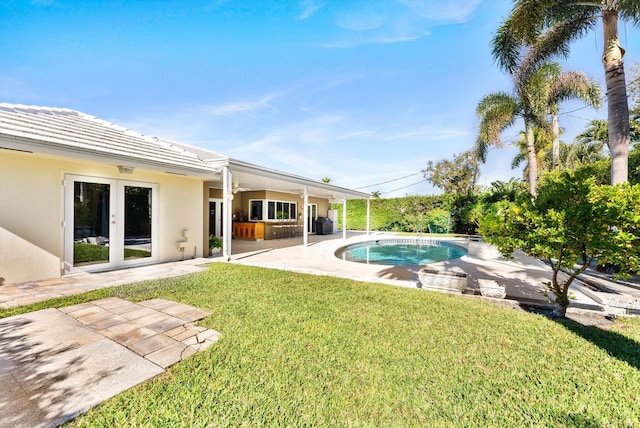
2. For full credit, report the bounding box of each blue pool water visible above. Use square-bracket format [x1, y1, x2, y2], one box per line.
[335, 240, 467, 266]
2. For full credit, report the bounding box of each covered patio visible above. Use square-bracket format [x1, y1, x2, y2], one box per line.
[205, 159, 372, 260]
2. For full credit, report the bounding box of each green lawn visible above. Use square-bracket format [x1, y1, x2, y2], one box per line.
[73, 243, 151, 264]
[4, 263, 640, 426]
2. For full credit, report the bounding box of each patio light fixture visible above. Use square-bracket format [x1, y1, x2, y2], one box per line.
[117, 165, 135, 174]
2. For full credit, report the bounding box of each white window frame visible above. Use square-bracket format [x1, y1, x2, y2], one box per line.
[248, 199, 298, 222]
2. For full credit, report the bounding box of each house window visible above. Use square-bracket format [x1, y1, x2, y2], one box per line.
[250, 199, 297, 221]
[250, 200, 263, 220]
[273, 201, 296, 220]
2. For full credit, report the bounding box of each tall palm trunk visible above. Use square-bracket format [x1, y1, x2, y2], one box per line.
[551, 113, 560, 168]
[602, 8, 630, 184]
[525, 121, 538, 196]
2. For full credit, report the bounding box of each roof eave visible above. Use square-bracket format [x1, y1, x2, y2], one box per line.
[1, 134, 222, 179]
[228, 158, 371, 200]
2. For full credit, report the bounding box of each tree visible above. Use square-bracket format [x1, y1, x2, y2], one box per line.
[477, 59, 600, 195]
[548, 141, 606, 171]
[499, 0, 640, 184]
[480, 166, 640, 316]
[575, 119, 610, 151]
[484, 178, 526, 204]
[510, 126, 552, 177]
[321, 177, 331, 183]
[576, 118, 640, 151]
[546, 70, 602, 167]
[371, 190, 381, 198]
[423, 150, 479, 195]
[512, 130, 607, 175]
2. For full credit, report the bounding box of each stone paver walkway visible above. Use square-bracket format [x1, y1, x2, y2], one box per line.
[0, 258, 210, 309]
[60, 298, 220, 368]
[1, 298, 220, 428]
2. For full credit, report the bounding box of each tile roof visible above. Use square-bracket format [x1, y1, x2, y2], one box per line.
[0, 103, 227, 174]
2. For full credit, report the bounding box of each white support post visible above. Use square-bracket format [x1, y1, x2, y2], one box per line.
[366, 197, 371, 235]
[342, 194, 347, 240]
[222, 166, 233, 261]
[303, 186, 309, 247]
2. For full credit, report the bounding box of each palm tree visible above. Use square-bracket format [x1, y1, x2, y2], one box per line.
[543, 141, 606, 171]
[576, 117, 640, 150]
[477, 60, 599, 195]
[510, 127, 552, 178]
[484, 178, 526, 204]
[321, 177, 331, 183]
[546, 70, 602, 167]
[575, 119, 610, 151]
[497, 0, 640, 184]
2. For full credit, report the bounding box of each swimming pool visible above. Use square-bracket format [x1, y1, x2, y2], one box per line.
[335, 239, 467, 267]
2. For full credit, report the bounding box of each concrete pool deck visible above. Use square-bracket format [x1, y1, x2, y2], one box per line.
[2, 231, 639, 314]
[229, 231, 640, 316]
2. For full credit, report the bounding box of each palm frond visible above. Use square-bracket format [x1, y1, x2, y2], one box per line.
[518, 62, 561, 116]
[476, 93, 521, 149]
[549, 70, 602, 111]
[509, 0, 555, 42]
[616, 0, 640, 24]
[492, 18, 521, 73]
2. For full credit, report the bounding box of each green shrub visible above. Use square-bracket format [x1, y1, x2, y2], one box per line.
[332, 195, 448, 232]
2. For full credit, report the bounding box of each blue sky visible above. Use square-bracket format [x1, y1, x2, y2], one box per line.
[2, 1, 639, 196]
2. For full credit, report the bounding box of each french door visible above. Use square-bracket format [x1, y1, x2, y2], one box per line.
[63, 175, 158, 273]
[307, 203, 318, 233]
[209, 198, 224, 239]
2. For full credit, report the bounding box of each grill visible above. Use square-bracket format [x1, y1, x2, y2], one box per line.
[315, 217, 333, 235]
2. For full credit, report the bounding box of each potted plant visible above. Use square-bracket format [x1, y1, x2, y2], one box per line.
[209, 235, 222, 255]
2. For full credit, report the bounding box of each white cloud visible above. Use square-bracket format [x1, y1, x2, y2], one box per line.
[398, 0, 482, 23]
[0, 75, 42, 103]
[319, 0, 482, 48]
[384, 126, 469, 142]
[299, 0, 325, 20]
[336, 130, 374, 140]
[334, 9, 384, 31]
[202, 93, 282, 116]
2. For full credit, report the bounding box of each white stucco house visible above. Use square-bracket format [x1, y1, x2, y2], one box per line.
[0, 103, 371, 284]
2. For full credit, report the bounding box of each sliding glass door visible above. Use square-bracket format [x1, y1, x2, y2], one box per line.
[64, 175, 157, 273]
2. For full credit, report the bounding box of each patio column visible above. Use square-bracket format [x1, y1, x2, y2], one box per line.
[342, 194, 347, 240]
[222, 166, 233, 261]
[302, 186, 309, 247]
[366, 197, 371, 235]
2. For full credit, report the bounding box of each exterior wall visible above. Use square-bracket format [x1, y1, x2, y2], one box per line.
[310, 197, 329, 217]
[208, 188, 223, 199]
[0, 149, 205, 284]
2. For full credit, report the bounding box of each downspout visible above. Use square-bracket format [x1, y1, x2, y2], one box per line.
[222, 166, 232, 261]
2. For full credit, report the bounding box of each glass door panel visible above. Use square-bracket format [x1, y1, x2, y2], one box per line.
[69, 178, 115, 269]
[209, 199, 223, 238]
[307, 204, 318, 233]
[123, 185, 152, 260]
[209, 201, 217, 237]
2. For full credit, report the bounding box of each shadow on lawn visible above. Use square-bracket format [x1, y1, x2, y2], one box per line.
[554, 317, 640, 371]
